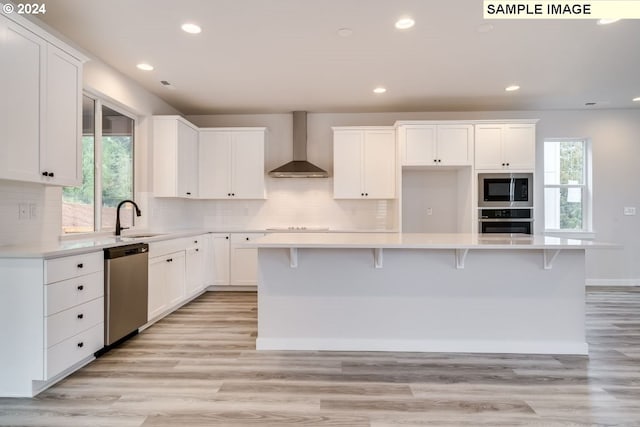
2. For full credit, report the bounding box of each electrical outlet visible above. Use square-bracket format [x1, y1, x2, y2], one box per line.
[426, 208, 433, 216]
[623, 207, 636, 216]
[29, 203, 37, 219]
[18, 203, 29, 220]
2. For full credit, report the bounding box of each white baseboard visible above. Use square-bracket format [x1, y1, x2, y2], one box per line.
[586, 279, 639, 287]
[256, 338, 589, 356]
[206, 285, 256, 292]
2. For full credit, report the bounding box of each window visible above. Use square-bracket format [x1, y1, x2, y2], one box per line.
[543, 138, 592, 232]
[62, 95, 135, 234]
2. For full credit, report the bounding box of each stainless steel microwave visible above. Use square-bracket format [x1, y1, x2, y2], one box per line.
[478, 173, 533, 207]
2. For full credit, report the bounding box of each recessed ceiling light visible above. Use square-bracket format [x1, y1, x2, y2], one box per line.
[395, 17, 415, 30]
[181, 23, 202, 34]
[505, 85, 520, 92]
[136, 63, 154, 71]
[337, 28, 353, 37]
[597, 18, 620, 25]
[633, 96, 640, 102]
[373, 87, 387, 94]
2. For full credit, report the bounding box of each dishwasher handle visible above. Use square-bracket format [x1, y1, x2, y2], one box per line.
[104, 243, 149, 260]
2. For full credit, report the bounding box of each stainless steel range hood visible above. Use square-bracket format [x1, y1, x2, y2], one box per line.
[268, 111, 329, 178]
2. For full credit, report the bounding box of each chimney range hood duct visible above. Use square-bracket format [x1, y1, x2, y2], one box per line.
[268, 111, 329, 178]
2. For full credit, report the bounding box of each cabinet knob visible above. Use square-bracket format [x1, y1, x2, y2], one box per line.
[194, 240, 198, 244]
[195, 248, 199, 252]
[186, 192, 191, 195]
[227, 193, 231, 196]
[42, 171, 48, 176]
[77, 313, 84, 319]
[438, 159, 442, 163]
[433, 159, 437, 163]
[77, 285, 84, 291]
[225, 236, 229, 240]
[232, 193, 235, 196]
[77, 342, 84, 348]
[48, 172, 55, 177]
[246, 237, 250, 241]
[166, 258, 173, 263]
[77, 263, 83, 269]
[365, 193, 369, 196]
[506, 162, 510, 166]
[361, 193, 364, 196]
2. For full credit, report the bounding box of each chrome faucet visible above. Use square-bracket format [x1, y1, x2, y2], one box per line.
[115, 199, 142, 236]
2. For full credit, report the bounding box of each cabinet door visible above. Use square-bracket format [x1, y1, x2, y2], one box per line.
[185, 247, 204, 297]
[474, 124, 504, 170]
[333, 131, 364, 199]
[437, 124, 473, 166]
[230, 233, 263, 287]
[166, 251, 186, 307]
[402, 126, 436, 166]
[231, 131, 265, 199]
[43, 44, 82, 186]
[363, 130, 396, 199]
[199, 131, 232, 198]
[177, 121, 199, 198]
[504, 124, 535, 170]
[211, 234, 230, 286]
[148, 256, 168, 320]
[0, 18, 44, 183]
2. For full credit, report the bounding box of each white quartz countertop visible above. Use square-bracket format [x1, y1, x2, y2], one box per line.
[245, 233, 616, 250]
[0, 229, 211, 259]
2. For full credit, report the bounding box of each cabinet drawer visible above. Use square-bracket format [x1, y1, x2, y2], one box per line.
[46, 297, 104, 348]
[148, 237, 191, 258]
[45, 251, 103, 284]
[46, 322, 103, 380]
[46, 271, 104, 316]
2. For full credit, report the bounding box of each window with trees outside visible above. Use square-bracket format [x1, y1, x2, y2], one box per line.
[543, 138, 591, 232]
[62, 95, 135, 234]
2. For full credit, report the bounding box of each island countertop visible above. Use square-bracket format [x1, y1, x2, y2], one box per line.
[246, 232, 614, 250]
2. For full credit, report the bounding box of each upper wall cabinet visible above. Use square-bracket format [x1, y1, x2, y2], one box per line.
[0, 13, 86, 186]
[397, 123, 473, 166]
[333, 127, 396, 199]
[199, 128, 266, 199]
[475, 123, 536, 171]
[153, 116, 199, 198]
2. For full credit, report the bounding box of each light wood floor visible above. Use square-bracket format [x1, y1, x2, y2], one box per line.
[1, 287, 639, 426]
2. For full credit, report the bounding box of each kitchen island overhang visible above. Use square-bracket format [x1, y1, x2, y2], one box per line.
[247, 233, 614, 355]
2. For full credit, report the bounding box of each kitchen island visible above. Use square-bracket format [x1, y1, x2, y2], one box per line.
[248, 233, 612, 355]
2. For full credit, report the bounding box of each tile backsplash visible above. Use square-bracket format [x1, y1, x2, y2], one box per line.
[0, 181, 62, 246]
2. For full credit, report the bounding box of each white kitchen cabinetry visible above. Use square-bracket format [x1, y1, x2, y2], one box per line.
[0, 13, 85, 186]
[0, 251, 103, 397]
[475, 123, 536, 171]
[333, 127, 396, 199]
[148, 250, 186, 320]
[230, 233, 264, 287]
[199, 128, 266, 199]
[153, 116, 199, 198]
[185, 235, 212, 298]
[398, 124, 473, 166]
[210, 233, 263, 288]
[211, 233, 231, 286]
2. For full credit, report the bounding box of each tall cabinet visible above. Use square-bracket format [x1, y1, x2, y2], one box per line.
[0, 12, 86, 186]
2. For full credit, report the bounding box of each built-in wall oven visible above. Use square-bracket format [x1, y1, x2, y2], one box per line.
[479, 208, 533, 234]
[478, 173, 533, 208]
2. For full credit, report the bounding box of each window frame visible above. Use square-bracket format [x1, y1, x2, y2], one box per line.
[61, 92, 138, 236]
[543, 137, 593, 235]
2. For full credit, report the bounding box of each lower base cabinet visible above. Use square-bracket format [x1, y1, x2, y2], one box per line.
[211, 233, 264, 287]
[148, 251, 186, 321]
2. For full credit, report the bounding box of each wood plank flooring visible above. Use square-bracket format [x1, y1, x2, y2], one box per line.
[1, 287, 639, 426]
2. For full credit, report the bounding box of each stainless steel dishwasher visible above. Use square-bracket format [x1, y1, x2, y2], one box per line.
[104, 243, 149, 346]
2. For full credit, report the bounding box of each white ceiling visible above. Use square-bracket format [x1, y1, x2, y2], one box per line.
[20, 0, 640, 114]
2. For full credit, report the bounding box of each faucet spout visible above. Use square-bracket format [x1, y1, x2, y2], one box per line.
[115, 199, 142, 236]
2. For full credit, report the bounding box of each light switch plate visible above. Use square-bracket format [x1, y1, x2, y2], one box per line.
[18, 203, 29, 220]
[29, 203, 37, 219]
[623, 207, 636, 216]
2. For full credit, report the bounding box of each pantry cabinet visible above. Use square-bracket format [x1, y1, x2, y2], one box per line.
[475, 123, 536, 171]
[199, 128, 266, 199]
[333, 127, 396, 199]
[152, 116, 199, 198]
[398, 123, 473, 166]
[0, 13, 85, 186]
